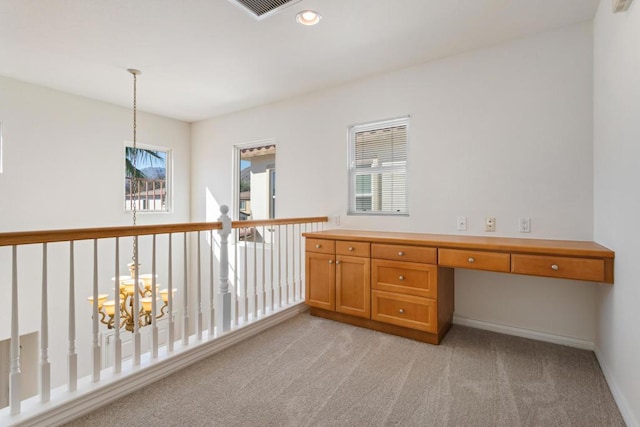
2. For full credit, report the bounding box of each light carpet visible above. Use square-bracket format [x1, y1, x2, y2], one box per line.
[65, 313, 624, 426]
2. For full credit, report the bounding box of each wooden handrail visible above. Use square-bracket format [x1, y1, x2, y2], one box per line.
[0, 222, 222, 247]
[231, 216, 328, 228]
[0, 216, 329, 247]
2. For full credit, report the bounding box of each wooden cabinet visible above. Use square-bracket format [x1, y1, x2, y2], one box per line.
[305, 239, 370, 319]
[306, 239, 454, 345]
[304, 229, 615, 345]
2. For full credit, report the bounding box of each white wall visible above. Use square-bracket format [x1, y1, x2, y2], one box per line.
[593, 0, 640, 424]
[0, 76, 190, 231]
[192, 23, 598, 341]
[0, 76, 191, 389]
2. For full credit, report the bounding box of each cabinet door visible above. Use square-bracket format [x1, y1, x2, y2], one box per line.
[305, 252, 335, 311]
[336, 255, 371, 318]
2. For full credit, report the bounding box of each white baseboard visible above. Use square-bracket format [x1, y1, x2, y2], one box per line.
[594, 345, 639, 427]
[453, 315, 595, 350]
[1, 302, 307, 427]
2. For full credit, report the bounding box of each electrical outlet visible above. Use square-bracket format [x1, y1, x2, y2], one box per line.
[334, 215, 340, 226]
[456, 216, 467, 231]
[519, 217, 531, 233]
[485, 217, 496, 232]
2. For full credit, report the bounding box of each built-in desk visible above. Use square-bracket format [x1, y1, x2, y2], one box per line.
[302, 229, 614, 344]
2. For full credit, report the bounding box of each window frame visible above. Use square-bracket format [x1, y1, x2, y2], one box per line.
[123, 142, 172, 214]
[347, 116, 410, 216]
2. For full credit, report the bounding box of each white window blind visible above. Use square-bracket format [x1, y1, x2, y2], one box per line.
[348, 117, 409, 215]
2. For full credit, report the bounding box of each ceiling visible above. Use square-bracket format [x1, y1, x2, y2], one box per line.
[0, 0, 599, 123]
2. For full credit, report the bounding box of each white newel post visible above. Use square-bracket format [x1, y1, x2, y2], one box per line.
[10, 246, 21, 415]
[217, 205, 232, 332]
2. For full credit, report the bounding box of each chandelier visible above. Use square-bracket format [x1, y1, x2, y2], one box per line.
[88, 68, 175, 332]
[90, 263, 175, 332]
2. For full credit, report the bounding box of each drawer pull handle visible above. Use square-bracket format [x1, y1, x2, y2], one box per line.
[399, 308, 405, 314]
[328, 260, 333, 264]
[336, 260, 341, 265]
[398, 275, 405, 281]
[551, 264, 559, 271]
[315, 244, 321, 249]
[398, 251, 404, 256]
[468, 257, 475, 263]
[348, 247, 354, 251]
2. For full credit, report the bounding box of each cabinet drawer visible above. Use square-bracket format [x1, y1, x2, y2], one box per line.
[372, 244, 437, 264]
[336, 241, 370, 257]
[306, 238, 335, 255]
[438, 248, 510, 273]
[372, 259, 438, 298]
[371, 290, 437, 333]
[511, 254, 605, 282]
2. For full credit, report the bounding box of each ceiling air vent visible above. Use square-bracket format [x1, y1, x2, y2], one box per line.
[231, 0, 303, 19]
[612, 0, 634, 13]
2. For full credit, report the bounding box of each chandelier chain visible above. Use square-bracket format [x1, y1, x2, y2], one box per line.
[131, 71, 138, 263]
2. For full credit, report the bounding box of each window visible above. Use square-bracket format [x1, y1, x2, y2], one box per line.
[124, 144, 170, 212]
[348, 117, 409, 215]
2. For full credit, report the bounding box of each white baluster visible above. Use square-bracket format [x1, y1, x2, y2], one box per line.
[168, 234, 175, 352]
[243, 228, 248, 323]
[285, 224, 289, 304]
[270, 226, 274, 311]
[92, 239, 100, 382]
[152, 234, 158, 357]
[182, 232, 189, 346]
[196, 231, 203, 341]
[234, 228, 238, 326]
[262, 225, 266, 315]
[300, 223, 306, 300]
[294, 224, 298, 301]
[10, 246, 21, 415]
[209, 229, 215, 338]
[217, 205, 232, 332]
[133, 236, 141, 365]
[278, 225, 282, 307]
[290, 224, 295, 302]
[253, 227, 257, 319]
[40, 243, 50, 403]
[114, 237, 121, 373]
[296, 224, 300, 300]
[68, 242, 77, 392]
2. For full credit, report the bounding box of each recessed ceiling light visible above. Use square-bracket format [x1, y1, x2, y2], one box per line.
[296, 10, 321, 26]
